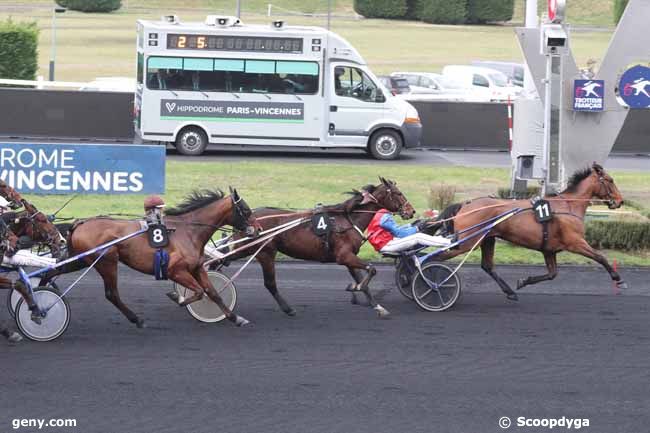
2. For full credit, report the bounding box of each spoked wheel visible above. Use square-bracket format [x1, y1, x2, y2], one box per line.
[411, 263, 462, 312]
[175, 271, 237, 323]
[7, 279, 58, 318]
[15, 287, 71, 342]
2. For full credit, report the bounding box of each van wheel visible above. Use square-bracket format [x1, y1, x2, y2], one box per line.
[368, 129, 402, 160]
[175, 127, 208, 156]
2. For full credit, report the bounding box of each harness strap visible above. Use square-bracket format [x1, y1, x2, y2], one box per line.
[541, 221, 550, 252]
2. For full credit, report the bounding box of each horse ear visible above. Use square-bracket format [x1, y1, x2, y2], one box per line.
[379, 176, 388, 186]
[592, 162, 604, 174]
[229, 186, 234, 195]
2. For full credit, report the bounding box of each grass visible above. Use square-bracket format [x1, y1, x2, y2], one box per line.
[1, 1, 617, 82]
[21, 160, 650, 266]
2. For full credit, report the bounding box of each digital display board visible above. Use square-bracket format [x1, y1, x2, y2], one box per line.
[167, 34, 303, 53]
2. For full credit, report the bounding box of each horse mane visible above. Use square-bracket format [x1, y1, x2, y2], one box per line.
[561, 167, 593, 193]
[336, 184, 377, 212]
[166, 189, 225, 215]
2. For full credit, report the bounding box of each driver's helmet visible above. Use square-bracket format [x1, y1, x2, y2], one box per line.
[144, 195, 165, 211]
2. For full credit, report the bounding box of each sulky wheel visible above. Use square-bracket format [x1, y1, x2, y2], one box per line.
[411, 263, 462, 312]
[14, 287, 71, 342]
[394, 257, 415, 300]
[175, 271, 237, 323]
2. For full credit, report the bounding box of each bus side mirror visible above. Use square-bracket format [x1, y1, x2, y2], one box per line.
[375, 94, 386, 103]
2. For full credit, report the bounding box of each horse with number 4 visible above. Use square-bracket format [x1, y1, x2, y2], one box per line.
[12, 187, 261, 341]
[224, 177, 415, 318]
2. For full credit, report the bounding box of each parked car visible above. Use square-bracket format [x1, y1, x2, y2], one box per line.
[391, 71, 487, 101]
[471, 61, 525, 87]
[441, 65, 521, 102]
[377, 75, 411, 95]
[79, 77, 136, 92]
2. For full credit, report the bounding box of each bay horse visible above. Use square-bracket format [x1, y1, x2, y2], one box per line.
[230, 177, 415, 318]
[38, 188, 261, 328]
[429, 163, 626, 300]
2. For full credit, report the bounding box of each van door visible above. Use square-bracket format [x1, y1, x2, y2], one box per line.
[327, 64, 386, 147]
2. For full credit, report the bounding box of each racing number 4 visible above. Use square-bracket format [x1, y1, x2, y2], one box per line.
[317, 216, 328, 231]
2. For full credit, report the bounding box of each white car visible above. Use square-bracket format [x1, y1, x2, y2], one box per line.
[391, 71, 487, 102]
[79, 77, 136, 93]
[441, 65, 521, 102]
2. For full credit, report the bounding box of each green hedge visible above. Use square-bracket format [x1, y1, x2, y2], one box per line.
[613, 0, 629, 23]
[0, 19, 38, 80]
[467, 0, 514, 23]
[55, 0, 122, 13]
[586, 220, 650, 251]
[415, 0, 467, 24]
[354, 0, 408, 18]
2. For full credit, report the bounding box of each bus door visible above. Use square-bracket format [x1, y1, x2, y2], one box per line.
[327, 63, 386, 146]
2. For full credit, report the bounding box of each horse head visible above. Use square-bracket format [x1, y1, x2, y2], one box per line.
[229, 187, 262, 237]
[361, 177, 415, 219]
[19, 200, 66, 258]
[591, 163, 624, 209]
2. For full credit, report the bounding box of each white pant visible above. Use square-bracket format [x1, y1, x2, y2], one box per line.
[380, 233, 451, 253]
[2, 250, 57, 268]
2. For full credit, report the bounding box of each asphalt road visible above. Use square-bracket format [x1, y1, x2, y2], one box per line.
[2, 262, 649, 433]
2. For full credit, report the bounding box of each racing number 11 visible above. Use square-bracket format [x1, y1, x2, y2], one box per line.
[536, 202, 550, 220]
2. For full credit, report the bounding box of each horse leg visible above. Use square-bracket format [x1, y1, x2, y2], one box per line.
[565, 239, 627, 289]
[347, 268, 367, 306]
[195, 269, 250, 326]
[257, 251, 296, 316]
[337, 252, 387, 318]
[516, 252, 558, 291]
[8, 278, 41, 322]
[480, 237, 518, 301]
[94, 257, 145, 328]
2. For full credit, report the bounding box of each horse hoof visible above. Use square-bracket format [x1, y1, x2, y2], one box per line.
[166, 290, 180, 303]
[617, 281, 628, 290]
[516, 279, 525, 290]
[7, 332, 22, 343]
[506, 293, 519, 301]
[235, 316, 250, 327]
[374, 304, 391, 318]
[136, 320, 146, 329]
[345, 283, 360, 292]
[285, 307, 297, 317]
[30, 314, 42, 325]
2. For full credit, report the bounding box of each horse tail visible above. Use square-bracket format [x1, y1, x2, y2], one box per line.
[426, 203, 463, 235]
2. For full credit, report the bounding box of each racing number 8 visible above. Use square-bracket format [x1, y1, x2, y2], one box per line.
[152, 228, 164, 244]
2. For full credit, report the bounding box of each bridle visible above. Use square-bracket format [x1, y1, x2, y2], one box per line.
[231, 195, 256, 236]
[19, 205, 65, 257]
[380, 186, 412, 219]
[596, 175, 617, 208]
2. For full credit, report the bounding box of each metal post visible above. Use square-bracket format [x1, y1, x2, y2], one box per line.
[523, 0, 538, 97]
[236, 0, 241, 18]
[327, 0, 331, 30]
[542, 53, 552, 194]
[49, 8, 56, 81]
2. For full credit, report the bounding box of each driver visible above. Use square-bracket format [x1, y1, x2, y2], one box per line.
[367, 209, 450, 254]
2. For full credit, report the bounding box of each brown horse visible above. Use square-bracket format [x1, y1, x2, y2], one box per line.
[429, 163, 626, 300]
[40, 188, 261, 328]
[230, 178, 415, 318]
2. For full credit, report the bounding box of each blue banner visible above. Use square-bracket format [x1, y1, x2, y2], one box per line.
[0, 143, 165, 194]
[618, 65, 650, 109]
[573, 79, 604, 111]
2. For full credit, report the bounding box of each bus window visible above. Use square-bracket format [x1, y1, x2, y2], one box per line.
[334, 66, 381, 102]
[146, 56, 318, 94]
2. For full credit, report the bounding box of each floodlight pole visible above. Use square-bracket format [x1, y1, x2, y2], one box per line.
[327, 0, 331, 30]
[523, 0, 538, 96]
[236, 0, 241, 18]
[49, 7, 66, 81]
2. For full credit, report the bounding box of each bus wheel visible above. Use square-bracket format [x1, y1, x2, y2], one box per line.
[368, 129, 402, 160]
[176, 127, 208, 156]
